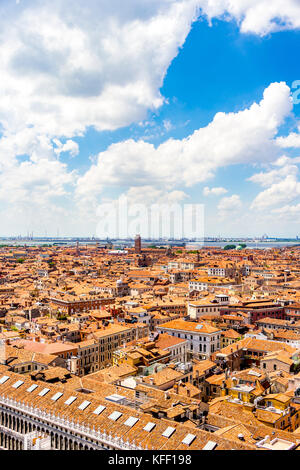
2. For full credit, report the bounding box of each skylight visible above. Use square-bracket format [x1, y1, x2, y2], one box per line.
[27, 384, 38, 393]
[78, 400, 91, 410]
[65, 396, 77, 406]
[109, 411, 122, 421]
[202, 441, 217, 450]
[162, 426, 175, 438]
[182, 434, 196, 446]
[51, 392, 63, 402]
[124, 417, 139, 428]
[0, 376, 10, 384]
[143, 422, 156, 432]
[12, 380, 24, 389]
[93, 405, 106, 415]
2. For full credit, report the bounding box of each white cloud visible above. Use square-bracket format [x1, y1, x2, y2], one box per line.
[217, 194, 242, 222]
[163, 119, 173, 132]
[218, 194, 242, 212]
[277, 133, 300, 148]
[0, 129, 75, 211]
[125, 186, 189, 206]
[272, 203, 300, 218]
[249, 156, 300, 210]
[0, 0, 200, 139]
[276, 124, 300, 148]
[248, 159, 299, 188]
[0, 157, 74, 205]
[94, 189, 194, 239]
[200, 0, 300, 36]
[53, 139, 79, 157]
[0, 1, 299, 234]
[251, 174, 300, 210]
[76, 82, 292, 201]
[0, 1, 295, 149]
[203, 186, 228, 196]
[0, 0, 200, 221]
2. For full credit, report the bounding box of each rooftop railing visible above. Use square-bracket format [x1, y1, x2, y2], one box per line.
[0, 394, 144, 450]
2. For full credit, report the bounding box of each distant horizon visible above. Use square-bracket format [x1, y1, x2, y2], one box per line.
[0, 236, 300, 242]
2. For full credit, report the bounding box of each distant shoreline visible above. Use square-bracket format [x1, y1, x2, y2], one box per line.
[0, 240, 300, 250]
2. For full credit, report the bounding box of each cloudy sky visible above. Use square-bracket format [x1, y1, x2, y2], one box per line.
[1, 0, 300, 238]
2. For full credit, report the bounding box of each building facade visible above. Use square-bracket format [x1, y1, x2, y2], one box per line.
[157, 320, 221, 360]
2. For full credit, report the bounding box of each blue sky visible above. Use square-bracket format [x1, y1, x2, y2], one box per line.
[72, 21, 300, 158]
[1, 1, 300, 238]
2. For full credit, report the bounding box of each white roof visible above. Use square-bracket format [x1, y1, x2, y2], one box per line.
[39, 388, 50, 397]
[105, 394, 125, 403]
